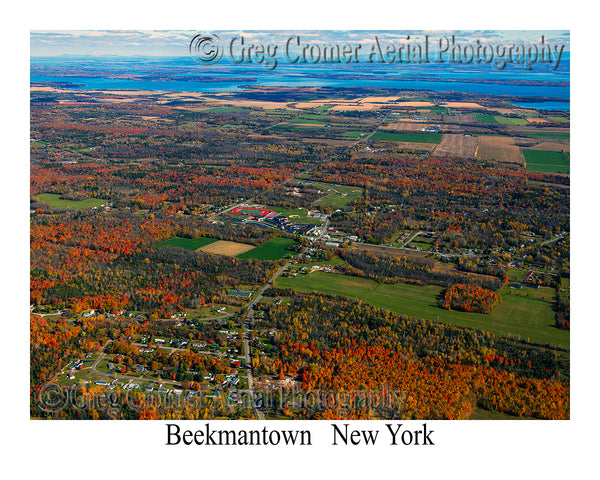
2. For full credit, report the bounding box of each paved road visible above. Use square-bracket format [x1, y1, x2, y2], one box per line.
[243, 260, 293, 420]
[399, 230, 422, 248]
[541, 235, 565, 246]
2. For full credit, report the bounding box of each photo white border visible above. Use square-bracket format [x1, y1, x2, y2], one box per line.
[7, 1, 598, 478]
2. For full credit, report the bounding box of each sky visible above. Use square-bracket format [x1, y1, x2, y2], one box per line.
[30, 30, 570, 57]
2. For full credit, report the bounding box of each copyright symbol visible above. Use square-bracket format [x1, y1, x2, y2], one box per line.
[38, 383, 68, 413]
[189, 33, 223, 65]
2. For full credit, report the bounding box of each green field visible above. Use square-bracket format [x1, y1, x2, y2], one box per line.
[271, 123, 324, 131]
[310, 182, 363, 209]
[407, 239, 433, 251]
[507, 268, 525, 283]
[156, 237, 218, 250]
[476, 114, 498, 123]
[271, 206, 324, 224]
[297, 114, 330, 120]
[522, 149, 570, 174]
[469, 407, 532, 420]
[526, 132, 570, 140]
[276, 271, 378, 299]
[288, 118, 328, 125]
[275, 271, 569, 348]
[547, 116, 570, 124]
[342, 131, 368, 138]
[493, 116, 529, 126]
[371, 132, 442, 143]
[237, 237, 297, 261]
[315, 193, 357, 208]
[37, 193, 108, 210]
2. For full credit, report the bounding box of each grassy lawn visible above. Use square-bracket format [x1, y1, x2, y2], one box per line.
[275, 271, 569, 348]
[37, 193, 107, 210]
[371, 132, 442, 143]
[185, 305, 240, 319]
[315, 193, 358, 208]
[522, 149, 570, 174]
[237, 237, 297, 261]
[271, 206, 324, 224]
[507, 268, 525, 282]
[156, 236, 218, 250]
[493, 116, 529, 125]
[407, 239, 433, 251]
[311, 182, 363, 209]
[476, 114, 498, 123]
[298, 256, 346, 268]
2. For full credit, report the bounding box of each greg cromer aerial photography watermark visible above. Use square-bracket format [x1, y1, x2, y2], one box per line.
[37, 382, 410, 419]
[190, 33, 566, 71]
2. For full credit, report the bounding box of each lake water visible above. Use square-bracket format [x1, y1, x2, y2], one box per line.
[30, 55, 570, 110]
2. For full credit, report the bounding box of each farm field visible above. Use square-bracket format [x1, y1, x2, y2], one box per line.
[288, 117, 327, 125]
[547, 115, 570, 124]
[200, 107, 250, 113]
[37, 193, 108, 210]
[371, 131, 442, 143]
[443, 113, 477, 123]
[275, 271, 569, 348]
[493, 116, 529, 125]
[237, 237, 297, 260]
[477, 135, 524, 164]
[156, 236, 218, 250]
[522, 149, 570, 174]
[271, 123, 325, 131]
[198, 240, 256, 257]
[433, 134, 478, 158]
[526, 132, 570, 140]
[341, 130, 367, 138]
[380, 122, 436, 132]
[276, 271, 378, 299]
[475, 113, 498, 123]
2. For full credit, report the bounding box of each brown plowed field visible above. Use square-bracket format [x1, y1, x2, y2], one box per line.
[198, 240, 255, 256]
[476, 136, 524, 165]
[433, 134, 478, 158]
